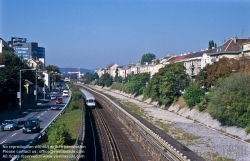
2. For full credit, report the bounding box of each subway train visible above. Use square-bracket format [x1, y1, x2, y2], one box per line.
[79, 88, 96, 108]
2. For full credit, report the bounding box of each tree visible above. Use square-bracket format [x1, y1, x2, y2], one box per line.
[144, 62, 189, 106]
[45, 65, 61, 82]
[208, 72, 250, 130]
[0, 51, 31, 110]
[208, 40, 215, 49]
[141, 53, 156, 64]
[114, 67, 118, 82]
[85, 72, 99, 84]
[195, 64, 209, 91]
[98, 73, 112, 87]
[207, 57, 239, 86]
[105, 77, 113, 87]
[183, 83, 205, 107]
[45, 65, 61, 73]
[116, 76, 123, 83]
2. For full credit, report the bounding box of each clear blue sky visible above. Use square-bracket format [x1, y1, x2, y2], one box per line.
[1, 0, 250, 70]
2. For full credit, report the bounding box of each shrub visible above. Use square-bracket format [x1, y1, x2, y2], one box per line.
[246, 124, 250, 134]
[69, 101, 79, 110]
[197, 96, 209, 111]
[48, 122, 71, 146]
[183, 83, 205, 108]
[208, 72, 250, 128]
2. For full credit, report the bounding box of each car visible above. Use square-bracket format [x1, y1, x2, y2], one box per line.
[51, 104, 60, 110]
[56, 97, 63, 104]
[22, 117, 40, 133]
[1, 119, 18, 131]
[50, 95, 56, 100]
[62, 90, 69, 97]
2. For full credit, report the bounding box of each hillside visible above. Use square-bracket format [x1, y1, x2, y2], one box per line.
[59, 67, 94, 74]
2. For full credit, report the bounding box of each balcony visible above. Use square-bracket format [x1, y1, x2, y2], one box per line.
[189, 65, 195, 69]
[211, 58, 217, 63]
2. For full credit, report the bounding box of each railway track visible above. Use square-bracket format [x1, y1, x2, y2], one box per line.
[93, 100, 143, 161]
[77, 84, 205, 161]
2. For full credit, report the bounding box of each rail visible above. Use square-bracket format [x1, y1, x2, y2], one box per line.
[81, 84, 195, 161]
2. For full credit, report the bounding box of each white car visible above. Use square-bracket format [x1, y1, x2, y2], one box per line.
[62, 90, 69, 97]
[51, 105, 60, 110]
[50, 95, 56, 100]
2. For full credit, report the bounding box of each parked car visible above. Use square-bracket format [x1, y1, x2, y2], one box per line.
[1, 119, 18, 131]
[22, 117, 40, 133]
[56, 97, 63, 104]
[51, 104, 60, 110]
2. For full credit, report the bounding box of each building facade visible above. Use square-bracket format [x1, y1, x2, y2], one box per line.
[0, 38, 14, 53]
[8, 37, 45, 67]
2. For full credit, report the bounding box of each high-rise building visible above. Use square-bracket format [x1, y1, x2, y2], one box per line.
[8, 37, 45, 66]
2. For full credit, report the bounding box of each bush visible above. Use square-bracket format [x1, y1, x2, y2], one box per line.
[208, 72, 250, 128]
[69, 101, 79, 110]
[183, 83, 205, 108]
[246, 124, 250, 134]
[72, 91, 82, 101]
[48, 122, 71, 146]
[197, 96, 209, 111]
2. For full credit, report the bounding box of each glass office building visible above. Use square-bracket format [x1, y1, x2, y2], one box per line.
[8, 37, 45, 66]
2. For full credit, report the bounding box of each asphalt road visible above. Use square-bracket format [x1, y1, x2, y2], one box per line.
[0, 91, 71, 160]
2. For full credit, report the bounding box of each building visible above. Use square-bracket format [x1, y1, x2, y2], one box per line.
[8, 37, 45, 67]
[210, 37, 250, 63]
[0, 38, 14, 53]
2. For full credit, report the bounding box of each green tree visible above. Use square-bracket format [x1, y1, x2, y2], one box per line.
[183, 83, 205, 108]
[45, 65, 60, 73]
[98, 73, 112, 87]
[208, 72, 250, 129]
[129, 73, 150, 96]
[85, 72, 99, 84]
[114, 67, 118, 82]
[141, 53, 156, 64]
[144, 62, 189, 106]
[195, 64, 209, 91]
[105, 77, 113, 87]
[45, 65, 61, 82]
[116, 76, 123, 83]
[0, 51, 31, 109]
[208, 40, 215, 49]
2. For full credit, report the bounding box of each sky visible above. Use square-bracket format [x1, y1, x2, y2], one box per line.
[1, 0, 250, 70]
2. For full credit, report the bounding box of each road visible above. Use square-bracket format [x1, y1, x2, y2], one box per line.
[0, 92, 71, 160]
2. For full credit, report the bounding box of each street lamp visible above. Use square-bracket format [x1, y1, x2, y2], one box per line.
[19, 69, 37, 114]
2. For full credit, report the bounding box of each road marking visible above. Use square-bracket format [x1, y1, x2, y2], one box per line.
[11, 133, 17, 137]
[0, 140, 6, 144]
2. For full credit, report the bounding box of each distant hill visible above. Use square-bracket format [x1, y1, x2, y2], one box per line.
[59, 67, 94, 74]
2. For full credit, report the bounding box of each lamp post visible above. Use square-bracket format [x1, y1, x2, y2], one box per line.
[19, 69, 37, 114]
